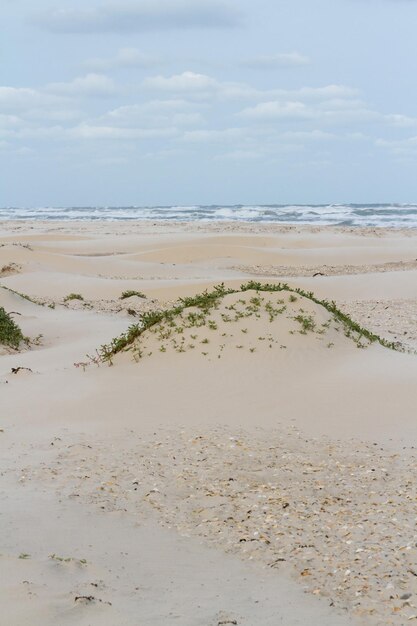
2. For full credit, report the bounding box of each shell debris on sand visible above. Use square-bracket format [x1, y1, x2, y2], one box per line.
[25, 425, 417, 626]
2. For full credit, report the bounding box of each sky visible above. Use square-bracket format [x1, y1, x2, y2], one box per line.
[2, 0, 417, 206]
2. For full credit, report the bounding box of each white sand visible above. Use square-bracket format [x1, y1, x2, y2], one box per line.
[1, 220, 417, 625]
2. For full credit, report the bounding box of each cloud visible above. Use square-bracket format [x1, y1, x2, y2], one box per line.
[143, 71, 260, 100]
[85, 48, 161, 71]
[292, 85, 359, 100]
[280, 130, 338, 141]
[1, 64, 411, 175]
[384, 113, 417, 127]
[46, 74, 117, 98]
[34, 1, 241, 34]
[0, 113, 23, 128]
[7, 123, 179, 142]
[240, 101, 314, 121]
[70, 124, 178, 140]
[182, 128, 243, 142]
[143, 73, 360, 105]
[108, 99, 199, 118]
[241, 53, 311, 69]
[237, 85, 377, 127]
[215, 149, 262, 160]
[0, 86, 82, 126]
[0, 141, 34, 157]
[105, 101, 205, 128]
[143, 71, 218, 93]
[0, 86, 63, 113]
[25, 108, 83, 122]
[140, 99, 203, 112]
[11, 125, 68, 140]
[376, 135, 417, 156]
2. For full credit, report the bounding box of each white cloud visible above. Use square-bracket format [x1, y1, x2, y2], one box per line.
[34, 1, 241, 34]
[237, 85, 380, 127]
[240, 101, 313, 121]
[85, 48, 161, 71]
[0, 113, 23, 128]
[215, 149, 262, 160]
[291, 85, 359, 100]
[0, 86, 64, 113]
[1, 65, 413, 174]
[46, 74, 117, 98]
[241, 52, 311, 69]
[105, 100, 205, 128]
[182, 128, 243, 142]
[376, 135, 417, 155]
[0, 86, 81, 128]
[25, 108, 83, 122]
[144, 71, 218, 93]
[70, 124, 178, 140]
[143, 73, 360, 106]
[315, 98, 365, 110]
[280, 130, 338, 141]
[143, 71, 263, 101]
[144, 147, 189, 160]
[5, 122, 179, 143]
[384, 113, 417, 127]
[148, 99, 197, 110]
[173, 113, 205, 127]
[12, 125, 67, 140]
[0, 141, 34, 157]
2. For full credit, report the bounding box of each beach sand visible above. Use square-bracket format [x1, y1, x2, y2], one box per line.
[1, 220, 417, 625]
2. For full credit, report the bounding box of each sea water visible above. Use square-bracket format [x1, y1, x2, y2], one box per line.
[1, 204, 417, 227]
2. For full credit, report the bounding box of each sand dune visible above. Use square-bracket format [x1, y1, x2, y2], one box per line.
[1, 221, 417, 625]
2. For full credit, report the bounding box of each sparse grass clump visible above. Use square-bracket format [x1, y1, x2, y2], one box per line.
[49, 554, 87, 565]
[0, 262, 20, 276]
[0, 307, 24, 349]
[0, 285, 45, 307]
[120, 290, 146, 300]
[64, 293, 84, 302]
[294, 314, 316, 334]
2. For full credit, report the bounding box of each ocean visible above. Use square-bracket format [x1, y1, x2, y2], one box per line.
[1, 204, 417, 227]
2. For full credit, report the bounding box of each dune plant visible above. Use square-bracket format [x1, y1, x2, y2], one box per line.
[294, 314, 316, 334]
[64, 293, 84, 302]
[97, 281, 401, 363]
[120, 290, 146, 300]
[0, 307, 24, 349]
[0, 284, 45, 307]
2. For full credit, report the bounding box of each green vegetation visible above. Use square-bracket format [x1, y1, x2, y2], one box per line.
[120, 290, 146, 300]
[0, 284, 45, 307]
[49, 554, 87, 565]
[294, 314, 316, 334]
[97, 281, 401, 363]
[0, 307, 24, 349]
[64, 293, 84, 302]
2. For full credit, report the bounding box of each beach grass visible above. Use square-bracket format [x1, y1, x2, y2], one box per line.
[63, 293, 84, 302]
[120, 290, 147, 300]
[0, 307, 25, 349]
